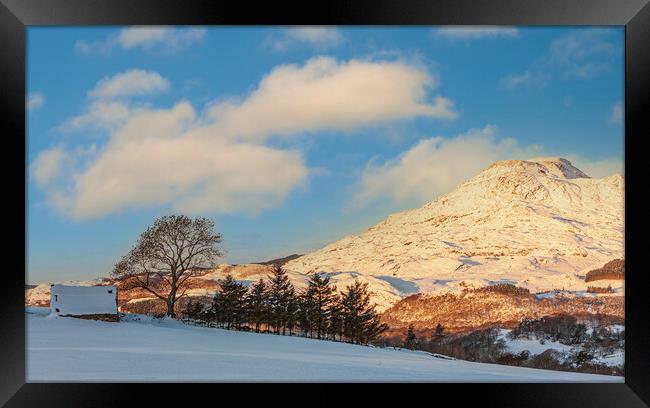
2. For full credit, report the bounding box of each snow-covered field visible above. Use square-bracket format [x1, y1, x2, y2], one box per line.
[26, 308, 622, 382]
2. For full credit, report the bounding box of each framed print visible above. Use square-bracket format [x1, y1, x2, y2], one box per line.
[2, 0, 649, 406]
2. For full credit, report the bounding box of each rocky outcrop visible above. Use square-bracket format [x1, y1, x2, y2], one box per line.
[585, 259, 625, 282]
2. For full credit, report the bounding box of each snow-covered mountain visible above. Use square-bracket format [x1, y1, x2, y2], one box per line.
[285, 157, 624, 311]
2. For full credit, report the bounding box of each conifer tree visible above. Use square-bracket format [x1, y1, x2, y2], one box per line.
[360, 309, 389, 344]
[212, 274, 248, 329]
[268, 264, 294, 334]
[285, 286, 299, 336]
[184, 299, 206, 322]
[307, 272, 338, 339]
[245, 278, 269, 333]
[327, 294, 344, 341]
[404, 324, 418, 350]
[431, 323, 445, 343]
[340, 281, 364, 343]
[298, 287, 315, 337]
[339, 280, 387, 344]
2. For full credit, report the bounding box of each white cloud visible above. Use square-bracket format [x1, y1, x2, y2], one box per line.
[499, 28, 620, 90]
[117, 26, 206, 50]
[26, 92, 45, 111]
[547, 29, 618, 80]
[88, 69, 170, 100]
[264, 27, 343, 51]
[30, 147, 68, 186]
[435, 26, 519, 40]
[206, 56, 457, 141]
[74, 39, 113, 55]
[62, 70, 169, 133]
[63, 101, 131, 132]
[36, 56, 455, 220]
[75, 26, 206, 55]
[609, 101, 623, 123]
[352, 126, 539, 207]
[30, 144, 99, 214]
[37, 102, 309, 220]
[498, 71, 550, 90]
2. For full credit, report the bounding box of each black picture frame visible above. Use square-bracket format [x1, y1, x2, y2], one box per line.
[2, 0, 648, 406]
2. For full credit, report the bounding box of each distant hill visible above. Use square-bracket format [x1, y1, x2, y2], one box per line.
[256, 254, 302, 266]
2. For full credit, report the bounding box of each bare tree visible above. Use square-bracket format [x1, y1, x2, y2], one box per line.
[112, 215, 223, 317]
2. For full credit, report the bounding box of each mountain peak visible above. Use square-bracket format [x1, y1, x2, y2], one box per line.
[486, 157, 589, 180]
[527, 157, 590, 179]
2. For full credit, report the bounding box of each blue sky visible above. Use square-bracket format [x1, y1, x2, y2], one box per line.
[27, 26, 624, 284]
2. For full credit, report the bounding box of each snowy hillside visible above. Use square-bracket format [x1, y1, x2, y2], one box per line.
[381, 286, 624, 333]
[26, 308, 621, 382]
[285, 158, 624, 311]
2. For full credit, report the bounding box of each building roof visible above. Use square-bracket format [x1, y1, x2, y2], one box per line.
[51, 284, 116, 295]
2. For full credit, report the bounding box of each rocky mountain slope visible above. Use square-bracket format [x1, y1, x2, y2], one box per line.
[285, 157, 624, 311]
[381, 284, 624, 334]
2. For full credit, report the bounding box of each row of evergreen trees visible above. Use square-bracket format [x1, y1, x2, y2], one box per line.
[403, 323, 445, 350]
[186, 265, 388, 345]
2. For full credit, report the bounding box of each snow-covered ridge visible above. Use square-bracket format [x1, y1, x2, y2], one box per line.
[285, 158, 624, 311]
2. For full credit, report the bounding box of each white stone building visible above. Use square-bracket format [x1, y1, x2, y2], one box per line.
[50, 285, 119, 321]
